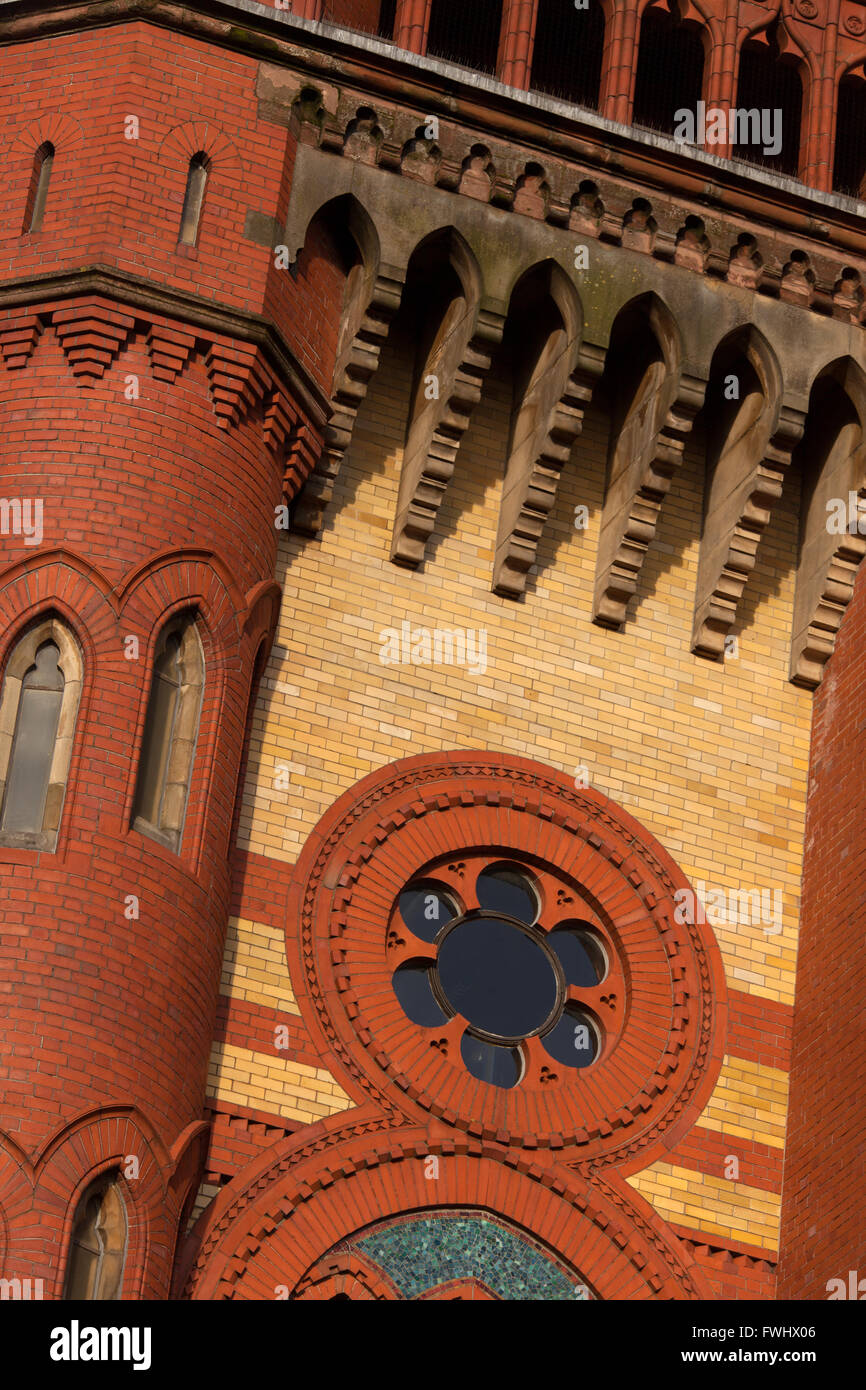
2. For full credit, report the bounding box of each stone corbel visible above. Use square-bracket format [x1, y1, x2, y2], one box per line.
[692, 406, 804, 659]
[790, 445, 866, 689]
[593, 373, 706, 628]
[292, 269, 404, 535]
[492, 344, 605, 598]
[390, 305, 504, 567]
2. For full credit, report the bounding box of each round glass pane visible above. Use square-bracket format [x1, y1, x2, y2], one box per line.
[392, 962, 449, 1027]
[437, 915, 557, 1038]
[475, 863, 539, 925]
[460, 1031, 522, 1089]
[398, 880, 460, 943]
[541, 1005, 600, 1069]
[548, 923, 607, 987]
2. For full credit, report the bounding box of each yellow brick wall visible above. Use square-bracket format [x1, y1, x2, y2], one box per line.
[225, 312, 812, 1249]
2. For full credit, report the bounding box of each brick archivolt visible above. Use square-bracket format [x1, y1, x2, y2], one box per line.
[181, 1111, 713, 1300]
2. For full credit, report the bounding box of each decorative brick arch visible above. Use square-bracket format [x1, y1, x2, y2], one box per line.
[182, 1117, 714, 1300]
[285, 751, 727, 1169]
[158, 121, 244, 179]
[293, 1250, 400, 1301]
[7, 111, 85, 159]
[0, 1105, 198, 1300]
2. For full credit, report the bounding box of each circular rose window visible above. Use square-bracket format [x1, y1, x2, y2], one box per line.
[392, 860, 613, 1089]
[289, 752, 726, 1161]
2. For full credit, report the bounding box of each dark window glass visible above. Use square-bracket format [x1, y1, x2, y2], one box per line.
[392, 962, 449, 1026]
[426, 0, 503, 74]
[0, 641, 63, 834]
[633, 9, 704, 135]
[377, 0, 396, 39]
[398, 880, 460, 942]
[437, 916, 557, 1037]
[475, 863, 538, 924]
[530, 0, 604, 109]
[460, 1032, 522, 1088]
[541, 1004, 599, 1068]
[833, 74, 866, 195]
[736, 34, 802, 175]
[133, 634, 181, 829]
[548, 923, 607, 987]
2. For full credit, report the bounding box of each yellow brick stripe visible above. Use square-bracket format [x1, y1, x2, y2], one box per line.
[206, 1041, 353, 1126]
[627, 1161, 781, 1251]
[220, 916, 300, 1016]
[699, 1054, 789, 1149]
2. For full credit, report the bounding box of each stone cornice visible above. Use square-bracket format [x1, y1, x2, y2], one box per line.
[0, 265, 330, 426]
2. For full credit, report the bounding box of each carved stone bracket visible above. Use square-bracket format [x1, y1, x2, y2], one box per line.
[593, 373, 706, 628]
[692, 406, 805, 659]
[493, 343, 605, 598]
[790, 360, 866, 688]
[790, 528, 866, 687]
[390, 305, 504, 567]
[292, 269, 404, 536]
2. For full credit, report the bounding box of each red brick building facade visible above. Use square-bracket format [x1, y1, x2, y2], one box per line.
[0, 0, 863, 1301]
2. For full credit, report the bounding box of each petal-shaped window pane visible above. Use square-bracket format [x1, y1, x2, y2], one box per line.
[398, 880, 460, 943]
[548, 923, 607, 987]
[392, 962, 449, 1027]
[541, 1005, 600, 1069]
[460, 1031, 522, 1089]
[476, 863, 538, 924]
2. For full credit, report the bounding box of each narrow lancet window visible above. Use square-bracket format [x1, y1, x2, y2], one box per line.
[63, 1175, 128, 1301]
[23, 141, 54, 233]
[179, 152, 210, 246]
[132, 614, 204, 853]
[0, 618, 82, 850]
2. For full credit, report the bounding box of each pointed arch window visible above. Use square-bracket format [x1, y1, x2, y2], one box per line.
[633, 5, 705, 134]
[833, 72, 866, 196]
[425, 0, 503, 74]
[22, 141, 54, 234]
[132, 614, 204, 853]
[63, 1174, 128, 1301]
[0, 617, 83, 851]
[736, 25, 803, 176]
[530, 0, 605, 110]
[179, 152, 210, 247]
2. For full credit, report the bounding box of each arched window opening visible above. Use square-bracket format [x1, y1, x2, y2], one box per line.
[426, 0, 503, 74]
[833, 71, 866, 196]
[0, 617, 83, 851]
[63, 1174, 128, 1301]
[179, 152, 210, 247]
[530, 0, 605, 109]
[22, 141, 54, 234]
[132, 613, 204, 853]
[633, 5, 704, 134]
[736, 25, 802, 176]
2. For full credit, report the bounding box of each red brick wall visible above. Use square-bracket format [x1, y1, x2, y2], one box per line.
[778, 561, 866, 1299]
[0, 305, 286, 1294]
[0, 24, 345, 399]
